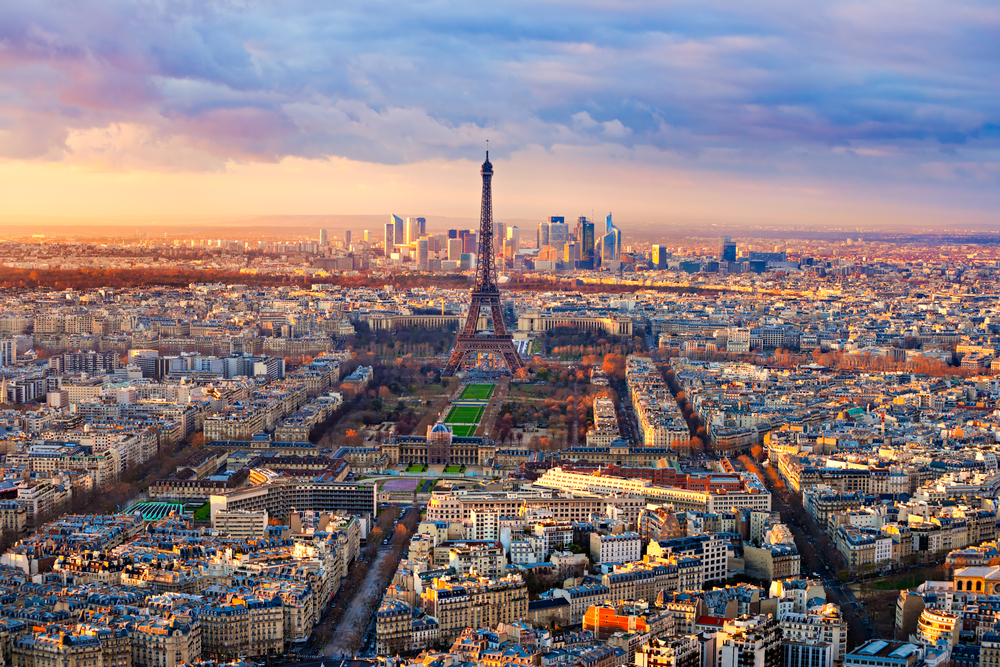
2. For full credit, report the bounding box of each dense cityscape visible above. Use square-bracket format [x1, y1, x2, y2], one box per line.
[0, 149, 999, 667]
[2, 2, 998, 667]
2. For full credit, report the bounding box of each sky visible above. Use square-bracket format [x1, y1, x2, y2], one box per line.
[0, 0, 998, 229]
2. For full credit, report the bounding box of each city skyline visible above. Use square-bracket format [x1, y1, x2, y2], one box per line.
[0, 2, 997, 228]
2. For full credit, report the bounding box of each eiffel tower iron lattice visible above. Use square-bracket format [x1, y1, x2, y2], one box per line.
[443, 151, 525, 376]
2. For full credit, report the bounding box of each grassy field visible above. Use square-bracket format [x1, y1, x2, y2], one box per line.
[444, 465, 465, 473]
[406, 464, 428, 473]
[450, 424, 478, 437]
[445, 405, 485, 424]
[459, 383, 495, 401]
[193, 503, 210, 521]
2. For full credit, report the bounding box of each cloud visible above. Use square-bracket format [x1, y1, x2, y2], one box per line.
[0, 0, 996, 202]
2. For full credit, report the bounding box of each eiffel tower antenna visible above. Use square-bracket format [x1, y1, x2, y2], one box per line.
[443, 149, 524, 376]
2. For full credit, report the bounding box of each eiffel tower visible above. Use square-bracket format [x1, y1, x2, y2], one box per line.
[443, 150, 525, 376]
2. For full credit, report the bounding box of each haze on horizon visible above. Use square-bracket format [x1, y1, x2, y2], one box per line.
[0, 0, 998, 230]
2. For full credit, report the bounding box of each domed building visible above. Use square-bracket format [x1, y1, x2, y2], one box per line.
[427, 419, 454, 465]
[382, 419, 494, 467]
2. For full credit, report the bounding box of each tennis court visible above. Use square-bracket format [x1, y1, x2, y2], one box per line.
[459, 383, 495, 401]
[450, 424, 478, 437]
[445, 405, 485, 424]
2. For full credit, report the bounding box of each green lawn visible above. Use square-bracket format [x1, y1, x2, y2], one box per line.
[406, 464, 428, 473]
[450, 424, 478, 437]
[193, 503, 210, 521]
[444, 465, 465, 473]
[445, 405, 485, 424]
[459, 383, 495, 401]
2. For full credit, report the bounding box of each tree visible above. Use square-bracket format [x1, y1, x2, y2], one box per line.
[602, 353, 626, 380]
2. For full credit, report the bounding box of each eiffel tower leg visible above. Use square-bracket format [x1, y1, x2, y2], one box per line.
[463, 301, 482, 335]
[443, 346, 467, 377]
[490, 303, 508, 336]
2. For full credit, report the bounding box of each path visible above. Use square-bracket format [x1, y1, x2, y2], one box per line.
[323, 507, 420, 657]
[475, 377, 509, 439]
[323, 549, 393, 656]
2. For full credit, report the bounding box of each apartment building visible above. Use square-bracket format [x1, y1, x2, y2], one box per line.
[130, 616, 201, 667]
[212, 509, 268, 538]
[635, 636, 702, 667]
[590, 532, 643, 564]
[421, 574, 528, 644]
[200, 595, 284, 657]
[648, 534, 730, 582]
[716, 615, 783, 667]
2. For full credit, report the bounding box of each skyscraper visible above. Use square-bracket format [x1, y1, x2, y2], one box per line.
[416, 238, 429, 270]
[363, 230, 370, 242]
[506, 226, 520, 254]
[564, 242, 580, 263]
[448, 238, 464, 261]
[319, 228, 328, 246]
[384, 222, 395, 252]
[448, 229, 458, 239]
[576, 217, 595, 263]
[537, 221, 550, 249]
[600, 231, 618, 264]
[548, 221, 568, 252]
[652, 245, 669, 269]
[417, 217, 427, 235]
[405, 217, 420, 245]
[392, 214, 404, 246]
[344, 230, 352, 246]
[597, 213, 622, 264]
[463, 232, 477, 255]
[720, 236, 737, 263]
[492, 221, 506, 259]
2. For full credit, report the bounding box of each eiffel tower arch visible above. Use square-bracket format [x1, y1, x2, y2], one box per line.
[443, 151, 525, 376]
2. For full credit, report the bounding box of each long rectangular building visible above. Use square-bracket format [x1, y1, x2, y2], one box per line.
[426, 490, 645, 526]
[210, 479, 375, 521]
[535, 467, 771, 513]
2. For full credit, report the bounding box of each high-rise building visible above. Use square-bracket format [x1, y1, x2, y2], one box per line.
[319, 228, 328, 246]
[576, 217, 595, 263]
[600, 231, 618, 264]
[0, 339, 15, 367]
[448, 238, 464, 262]
[417, 217, 426, 235]
[506, 226, 520, 254]
[448, 229, 458, 239]
[463, 232, 477, 255]
[405, 217, 420, 245]
[492, 222, 506, 258]
[392, 214, 405, 246]
[384, 222, 395, 252]
[606, 214, 621, 260]
[363, 229, 370, 242]
[537, 222, 550, 250]
[564, 242, 580, 264]
[720, 236, 737, 263]
[344, 230, 352, 246]
[416, 238, 429, 270]
[548, 221, 569, 252]
[652, 245, 669, 269]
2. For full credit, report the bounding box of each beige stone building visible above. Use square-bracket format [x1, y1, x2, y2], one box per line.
[422, 574, 528, 644]
[200, 595, 284, 658]
[129, 615, 201, 667]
